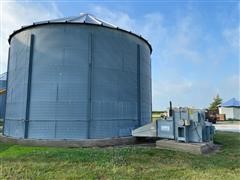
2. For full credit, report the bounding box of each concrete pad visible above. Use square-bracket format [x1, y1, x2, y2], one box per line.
[156, 139, 218, 154]
[0, 135, 136, 148]
[214, 124, 240, 133]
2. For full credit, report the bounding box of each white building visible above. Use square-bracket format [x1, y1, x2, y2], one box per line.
[219, 98, 240, 120]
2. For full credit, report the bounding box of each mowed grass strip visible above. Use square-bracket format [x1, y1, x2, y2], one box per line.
[0, 132, 239, 179]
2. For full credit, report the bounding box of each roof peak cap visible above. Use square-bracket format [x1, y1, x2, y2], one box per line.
[79, 13, 95, 17]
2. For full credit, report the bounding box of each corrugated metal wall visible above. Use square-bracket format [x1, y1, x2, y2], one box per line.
[4, 24, 152, 139]
[4, 30, 30, 137]
[0, 80, 6, 119]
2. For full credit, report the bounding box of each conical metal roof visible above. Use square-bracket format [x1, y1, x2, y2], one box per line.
[9, 13, 152, 53]
[34, 13, 117, 28]
[220, 98, 240, 107]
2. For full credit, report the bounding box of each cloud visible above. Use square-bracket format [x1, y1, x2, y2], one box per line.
[160, 15, 204, 64]
[224, 74, 240, 98]
[91, 7, 202, 64]
[90, 6, 136, 32]
[1, 3, 238, 110]
[89, 5, 239, 109]
[223, 26, 240, 50]
[153, 78, 193, 99]
[0, 1, 62, 74]
[152, 77, 196, 110]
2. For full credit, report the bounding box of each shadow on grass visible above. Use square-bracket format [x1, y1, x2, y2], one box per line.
[0, 132, 239, 172]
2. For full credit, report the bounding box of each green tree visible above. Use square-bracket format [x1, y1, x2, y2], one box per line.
[209, 94, 222, 111]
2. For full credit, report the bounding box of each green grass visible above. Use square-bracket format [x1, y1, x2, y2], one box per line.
[0, 132, 239, 179]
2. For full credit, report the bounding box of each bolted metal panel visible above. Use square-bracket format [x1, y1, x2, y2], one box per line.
[4, 31, 30, 138]
[140, 44, 151, 126]
[4, 119, 25, 137]
[28, 121, 55, 139]
[90, 119, 135, 138]
[27, 25, 89, 139]
[4, 23, 151, 139]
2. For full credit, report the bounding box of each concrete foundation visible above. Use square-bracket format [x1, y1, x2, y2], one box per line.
[156, 139, 218, 154]
[0, 135, 136, 148]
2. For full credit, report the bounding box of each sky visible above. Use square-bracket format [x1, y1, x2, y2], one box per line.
[0, 0, 239, 110]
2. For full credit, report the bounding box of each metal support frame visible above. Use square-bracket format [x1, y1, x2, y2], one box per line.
[173, 109, 176, 140]
[87, 33, 94, 138]
[177, 126, 189, 142]
[137, 44, 141, 127]
[2, 47, 11, 135]
[24, 34, 34, 139]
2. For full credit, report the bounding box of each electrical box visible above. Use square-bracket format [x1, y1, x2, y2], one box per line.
[157, 118, 174, 139]
[132, 107, 215, 143]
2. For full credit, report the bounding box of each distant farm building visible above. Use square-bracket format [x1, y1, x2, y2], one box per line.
[0, 72, 7, 119]
[152, 111, 168, 121]
[219, 98, 240, 120]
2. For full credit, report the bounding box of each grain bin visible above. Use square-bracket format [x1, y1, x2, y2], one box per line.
[3, 13, 152, 140]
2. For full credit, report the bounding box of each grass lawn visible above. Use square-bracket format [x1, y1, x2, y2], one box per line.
[0, 132, 239, 179]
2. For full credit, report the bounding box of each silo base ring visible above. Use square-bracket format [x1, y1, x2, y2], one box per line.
[0, 135, 136, 148]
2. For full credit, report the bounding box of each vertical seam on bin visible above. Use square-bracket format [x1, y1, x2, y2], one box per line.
[24, 34, 34, 139]
[150, 57, 152, 122]
[137, 44, 141, 127]
[3, 47, 11, 135]
[87, 33, 93, 138]
[56, 84, 59, 101]
[54, 84, 59, 138]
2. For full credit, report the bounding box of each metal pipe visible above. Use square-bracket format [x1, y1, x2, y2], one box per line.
[169, 101, 172, 117]
[170, 101, 177, 140]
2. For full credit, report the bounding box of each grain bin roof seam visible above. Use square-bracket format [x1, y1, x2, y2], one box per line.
[8, 14, 152, 53]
